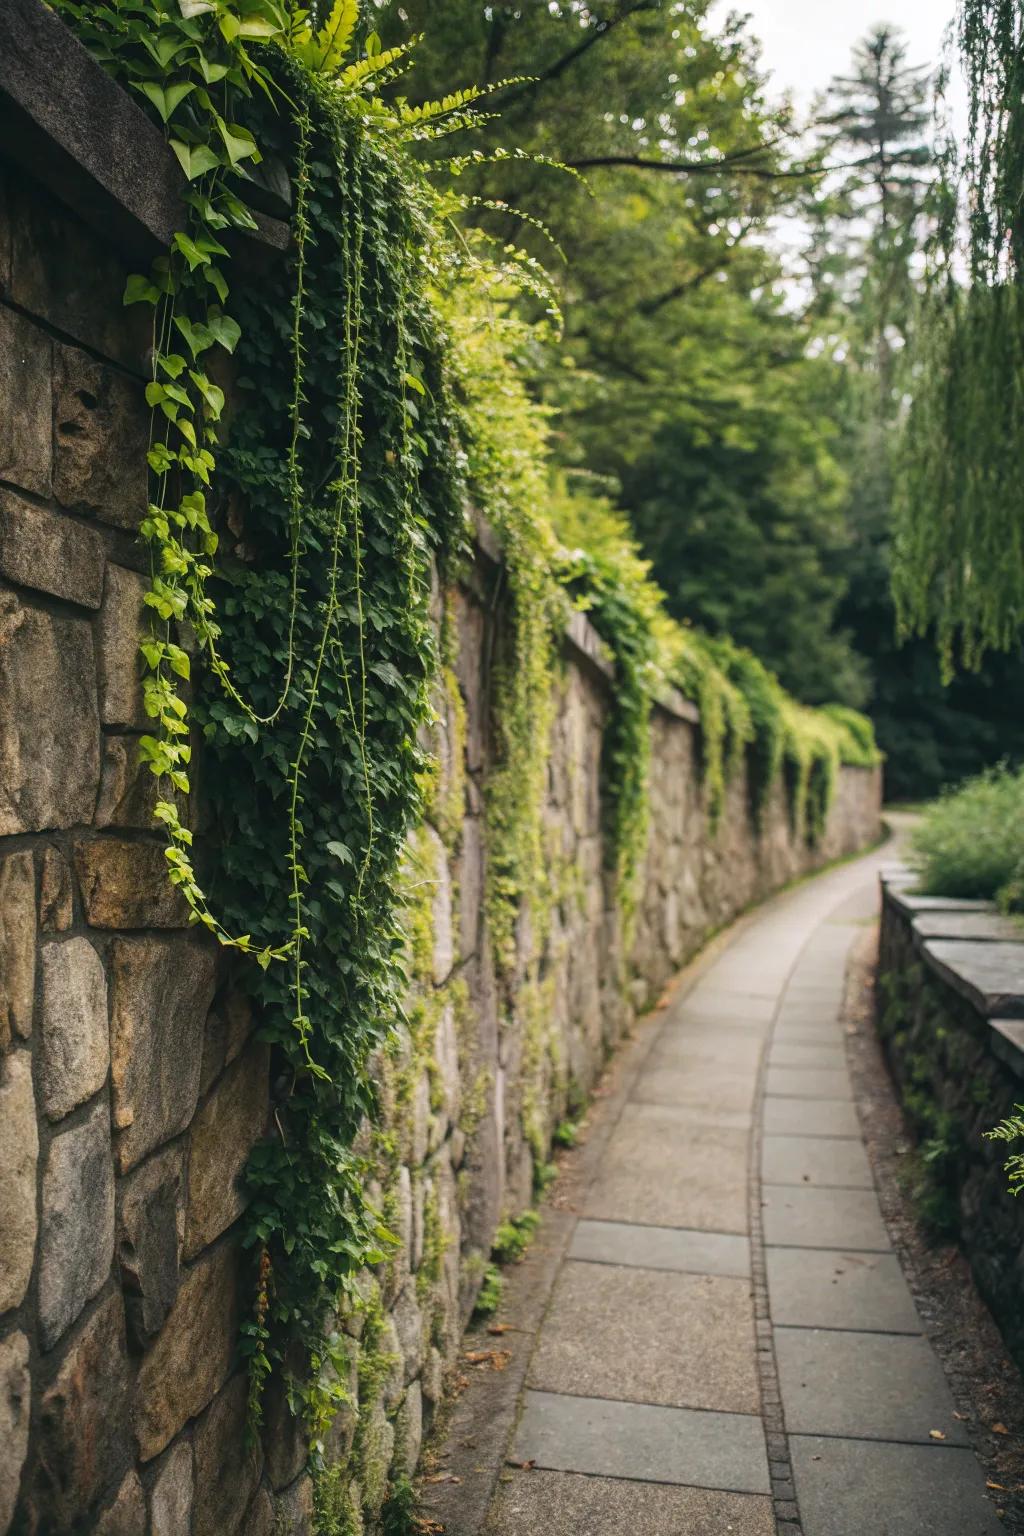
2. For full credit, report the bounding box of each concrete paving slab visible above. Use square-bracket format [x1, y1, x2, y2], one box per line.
[766, 1247, 921, 1332]
[762, 1097, 860, 1138]
[762, 1185, 890, 1251]
[569, 1219, 750, 1278]
[761, 1135, 872, 1189]
[771, 1022, 845, 1046]
[631, 1064, 757, 1116]
[482, 1468, 776, 1536]
[646, 1032, 764, 1071]
[671, 1008, 772, 1033]
[764, 1066, 852, 1100]
[584, 1104, 749, 1231]
[514, 1391, 771, 1494]
[528, 1262, 758, 1413]
[776, 1327, 968, 1443]
[677, 991, 777, 1024]
[767, 1042, 847, 1069]
[790, 1436, 1002, 1536]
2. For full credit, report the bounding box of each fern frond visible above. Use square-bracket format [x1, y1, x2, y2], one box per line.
[439, 146, 590, 190]
[985, 1107, 1024, 1143]
[313, 0, 359, 73]
[335, 40, 414, 91]
[399, 86, 486, 127]
[455, 196, 567, 261]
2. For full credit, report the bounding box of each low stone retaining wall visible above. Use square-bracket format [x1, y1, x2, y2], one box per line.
[877, 873, 1024, 1364]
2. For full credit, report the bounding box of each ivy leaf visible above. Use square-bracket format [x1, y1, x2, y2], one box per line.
[169, 139, 222, 182]
[404, 372, 426, 395]
[217, 119, 260, 168]
[189, 370, 225, 420]
[123, 273, 160, 307]
[174, 316, 215, 356]
[178, 0, 216, 16]
[173, 232, 211, 271]
[137, 79, 195, 124]
[147, 442, 176, 475]
[326, 841, 354, 864]
[159, 353, 188, 379]
[206, 313, 242, 354]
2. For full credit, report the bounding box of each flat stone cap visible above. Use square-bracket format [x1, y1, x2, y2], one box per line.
[922, 938, 1024, 1019]
[912, 911, 1024, 945]
[991, 1020, 1024, 1085]
[885, 885, 996, 920]
[0, 0, 287, 258]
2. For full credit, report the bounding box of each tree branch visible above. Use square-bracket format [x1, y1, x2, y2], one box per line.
[496, 1, 659, 104]
[565, 152, 829, 180]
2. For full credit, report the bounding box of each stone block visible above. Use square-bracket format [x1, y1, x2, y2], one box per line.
[94, 735, 161, 830]
[276, 1472, 314, 1535]
[94, 1470, 146, 1536]
[117, 1143, 185, 1343]
[192, 1374, 262, 1536]
[241, 1488, 276, 1536]
[262, 1342, 310, 1491]
[74, 836, 190, 929]
[0, 849, 35, 1047]
[109, 934, 216, 1172]
[39, 1098, 116, 1347]
[149, 1438, 194, 1536]
[392, 1283, 425, 1387]
[0, 302, 51, 496]
[0, 487, 105, 608]
[184, 1042, 269, 1259]
[0, 1331, 30, 1531]
[0, 592, 100, 835]
[97, 564, 148, 726]
[199, 989, 254, 1096]
[0, 1051, 39, 1315]
[33, 1290, 132, 1527]
[10, 184, 148, 372]
[392, 1381, 423, 1481]
[39, 936, 109, 1120]
[134, 1242, 240, 1460]
[39, 845, 73, 931]
[53, 344, 149, 527]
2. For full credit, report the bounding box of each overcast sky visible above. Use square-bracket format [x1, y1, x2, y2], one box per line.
[711, 0, 957, 110]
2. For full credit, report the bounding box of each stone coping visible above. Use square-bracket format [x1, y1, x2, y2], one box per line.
[0, 0, 288, 259]
[881, 873, 1024, 1075]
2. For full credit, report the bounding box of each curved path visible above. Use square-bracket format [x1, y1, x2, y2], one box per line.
[478, 845, 1001, 1536]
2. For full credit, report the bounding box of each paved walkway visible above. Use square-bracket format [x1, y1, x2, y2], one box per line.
[481, 847, 1002, 1536]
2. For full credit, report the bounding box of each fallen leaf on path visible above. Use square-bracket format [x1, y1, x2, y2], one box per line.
[464, 1349, 512, 1370]
[929, 1430, 946, 1441]
[425, 1474, 462, 1485]
[506, 1459, 536, 1470]
[986, 1481, 1007, 1492]
[991, 1422, 1010, 1435]
[488, 1323, 513, 1335]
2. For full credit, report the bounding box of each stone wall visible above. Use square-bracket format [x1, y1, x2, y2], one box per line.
[877, 876, 1024, 1367]
[0, 91, 882, 1536]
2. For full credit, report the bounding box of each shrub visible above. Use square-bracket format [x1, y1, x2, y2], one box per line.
[910, 765, 1024, 908]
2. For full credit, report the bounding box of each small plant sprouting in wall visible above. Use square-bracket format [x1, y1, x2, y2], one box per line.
[985, 1107, 1024, 1195]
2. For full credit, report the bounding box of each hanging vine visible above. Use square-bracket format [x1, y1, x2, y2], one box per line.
[893, 0, 1024, 672]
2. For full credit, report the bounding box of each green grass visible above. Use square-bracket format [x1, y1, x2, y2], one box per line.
[909, 765, 1024, 908]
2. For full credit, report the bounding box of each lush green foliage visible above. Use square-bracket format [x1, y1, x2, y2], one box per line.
[909, 766, 1024, 909]
[893, 1, 1024, 672]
